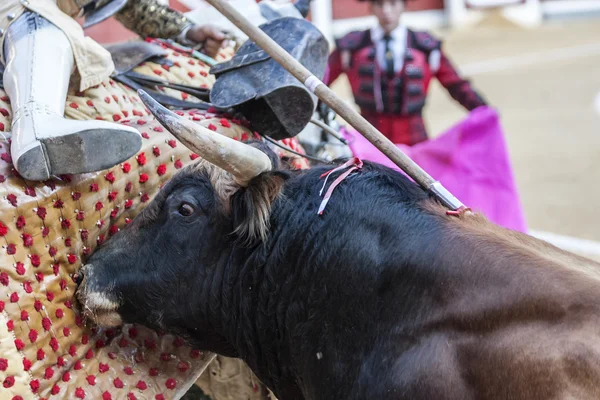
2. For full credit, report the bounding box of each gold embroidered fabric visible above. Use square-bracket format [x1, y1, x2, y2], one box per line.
[115, 0, 192, 40]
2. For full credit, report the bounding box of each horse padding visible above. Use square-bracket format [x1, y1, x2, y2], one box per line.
[0, 46, 263, 399]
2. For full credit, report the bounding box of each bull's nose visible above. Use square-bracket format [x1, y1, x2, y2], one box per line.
[75, 265, 124, 327]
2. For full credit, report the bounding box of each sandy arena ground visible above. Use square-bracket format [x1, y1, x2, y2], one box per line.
[330, 15, 600, 260]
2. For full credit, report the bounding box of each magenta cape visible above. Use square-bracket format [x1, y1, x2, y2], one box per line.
[341, 106, 527, 232]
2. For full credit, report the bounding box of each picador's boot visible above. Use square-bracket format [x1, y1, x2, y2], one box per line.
[3, 12, 142, 181]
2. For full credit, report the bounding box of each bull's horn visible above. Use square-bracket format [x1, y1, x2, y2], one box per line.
[138, 90, 272, 185]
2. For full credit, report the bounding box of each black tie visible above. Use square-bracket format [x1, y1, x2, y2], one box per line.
[383, 35, 395, 78]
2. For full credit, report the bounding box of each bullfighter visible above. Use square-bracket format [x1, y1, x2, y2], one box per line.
[325, 0, 488, 145]
[0, 0, 226, 181]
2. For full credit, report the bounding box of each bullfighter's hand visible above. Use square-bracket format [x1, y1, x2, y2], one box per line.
[185, 25, 227, 58]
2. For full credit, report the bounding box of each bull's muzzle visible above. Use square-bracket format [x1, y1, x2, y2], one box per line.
[75, 265, 123, 328]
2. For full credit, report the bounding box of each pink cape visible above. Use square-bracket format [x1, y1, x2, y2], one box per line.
[342, 106, 527, 232]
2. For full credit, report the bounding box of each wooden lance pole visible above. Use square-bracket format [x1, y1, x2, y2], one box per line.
[204, 0, 465, 211]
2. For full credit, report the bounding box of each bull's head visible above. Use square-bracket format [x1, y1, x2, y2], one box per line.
[76, 92, 286, 352]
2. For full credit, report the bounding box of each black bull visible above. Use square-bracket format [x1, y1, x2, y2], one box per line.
[77, 104, 600, 399]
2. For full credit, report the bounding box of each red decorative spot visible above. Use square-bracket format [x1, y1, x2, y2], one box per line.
[110, 207, 119, 219]
[14, 339, 24, 351]
[67, 254, 77, 264]
[149, 367, 159, 377]
[42, 227, 50, 237]
[124, 199, 134, 209]
[144, 339, 157, 349]
[97, 219, 105, 228]
[200, 70, 208, 77]
[35, 272, 44, 282]
[72, 192, 82, 201]
[220, 118, 231, 128]
[75, 387, 85, 398]
[112, 95, 119, 102]
[109, 225, 119, 235]
[62, 372, 70, 382]
[96, 339, 105, 349]
[128, 393, 137, 400]
[207, 123, 217, 131]
[0, 222, 7, 236]
[0, 108, 8, 117]
[30, 254, 41, 266]
[165, 378, 177, 389]
[137, 152, 147, 166]
[86, 375, 96, 385]
[15, 216, 25, 229]
[22, 233, 33, 247]
[192, 115, 202, 121]
[85, 349, 94, 359]
[153, 146, 161, 157]
[65, 237, 72, 247]
[190, 153, 200, 160]
[0, 359, 7, 371]
[108, 191, 118, 201]
[37, 348, 45, 360]
[125, 218, 132, 224]
[123, 110, 129, 117]
[102, 392, 112, 400]
[141, 193, 150, 203]
[4, 376, 15, 388]
[23, 281, 32, 293]
[50, 337, 59, 351]
[157, 164, 167, 176]
[153, 69, 163, 76]
[129, 327, 139, 338]
[105, 171, 116, 183]
[23, 358, 32, 371]
[49, 246, 57, 256]
[62, 218, 71, 229]
[28, 329, 37, 343]
[136, 380, 148, 391]
[52, 264, 59, 275]
[6, 193, 17, 206]
[0, 272, 7, 286]
[95, 201, 104, 211]
[190, 349, 202, 359]
[6, 243, 16, 254]
[15, 262, 25, 275]
[139, 173, 149, 183]
[10, 292, 19, 302]
[54, 199, 64, 208]
[37, 207, 48, 219]
[0, 301, 4, 312]
[69, 344, 77, 357]
[76, 211, 85, 221]
[55, 309, 64, 318]
[30, 379, 40, 393]
[114, 378, 124, 388]
[99, 363, 109, 373]
[156, 395, 165, 400]
[51, 384, 60, 395]
[86, 100, 94, 107]
[124, 366, 134, 375]
[80, 229, 89, 241]
[7, 320, 14, 331]
[24, 186, 36, 197]
[177, 361, 189, 373]
[47, 292, 55, 302]
[142, 132, 150, 139]
[97, 234, 106, 246]
[133, 110, 144, 117]
[59, 279, 67, 290]
[90, 183, 99, 192]
[21, 310, 29, 321]
[153, 126, 164, 132]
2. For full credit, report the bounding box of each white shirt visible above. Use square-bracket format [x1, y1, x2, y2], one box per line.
[369, 25, 441, 74]
[370, 25, 408, 74]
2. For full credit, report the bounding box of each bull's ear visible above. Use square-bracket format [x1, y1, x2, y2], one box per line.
[230, 171, 288, 246]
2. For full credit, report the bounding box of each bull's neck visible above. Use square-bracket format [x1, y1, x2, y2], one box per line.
[214, 243, 305, 398]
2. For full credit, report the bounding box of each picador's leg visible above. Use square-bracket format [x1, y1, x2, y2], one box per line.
[3, 11, 141, 181]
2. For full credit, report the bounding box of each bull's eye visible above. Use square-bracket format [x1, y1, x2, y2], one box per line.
[178, 203, 195, 216]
